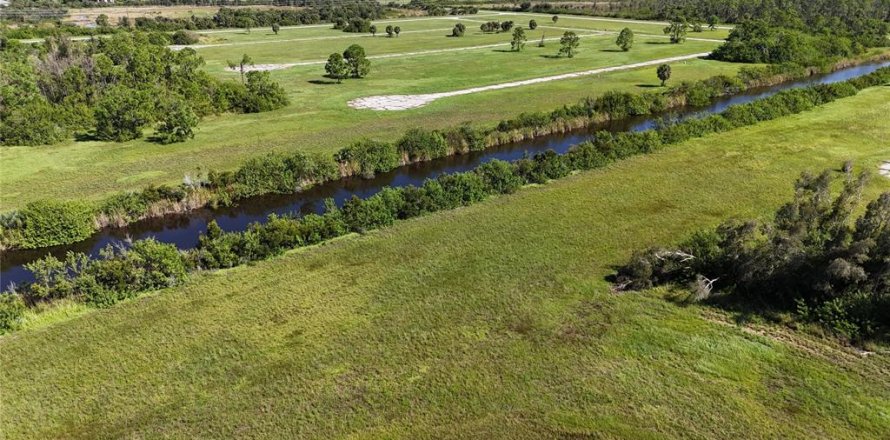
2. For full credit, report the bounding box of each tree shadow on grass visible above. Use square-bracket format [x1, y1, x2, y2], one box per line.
[645, 41, 671, 45]
[492, 49, 517, 53]
[636, 84, 661, 88]
[601, 48, 624, 52]
[539, 54, 563, 59]
[74, 132, 98, 142]
[308, 79, 341, 85]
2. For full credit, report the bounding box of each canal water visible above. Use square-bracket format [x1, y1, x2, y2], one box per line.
[3, 61, 888, 287]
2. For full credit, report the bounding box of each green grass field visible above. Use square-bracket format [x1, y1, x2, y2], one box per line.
[0, 12, 736, 211]
[2, 87, 888, 439]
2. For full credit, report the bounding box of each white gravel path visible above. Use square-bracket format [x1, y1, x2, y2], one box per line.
[171, 27, 456, 50]
[880, 160, 890, 178]
[348, 52, 711, 110]
[502, 10, 735, 30]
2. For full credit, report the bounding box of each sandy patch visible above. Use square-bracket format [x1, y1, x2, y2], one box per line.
[880, 160, 890, 178]
[348, 52, 710, 110]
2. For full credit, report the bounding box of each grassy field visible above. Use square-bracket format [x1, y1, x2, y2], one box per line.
[0, 12, 735, 211]
[2, 87, 888, 439]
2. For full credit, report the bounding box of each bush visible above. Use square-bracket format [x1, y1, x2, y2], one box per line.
[155, 100, 198, 144]
[0, 294, 26, 333]
[171, 30, 200, 45]
[94, 86, 156, 141]
[0, 100, 69, 146]
[336, 139, 399, 177]
[240, 71, 289, 113]
[16, 200, 95, 249]
[476, 160, 523, 194]
[397, 128, 448, 162]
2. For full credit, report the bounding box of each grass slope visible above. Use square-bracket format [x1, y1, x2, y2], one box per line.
[2, 87, 889, 439]
[0, 12, 735, 211]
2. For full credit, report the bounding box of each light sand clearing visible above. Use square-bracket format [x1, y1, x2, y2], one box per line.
[880, 161, 890, 178]
[348, 52, 710, 110]
[222, 32, 604, 72]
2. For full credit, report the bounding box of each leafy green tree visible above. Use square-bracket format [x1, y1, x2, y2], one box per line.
[227, 54, 254, 83]
[385, 25, 394, 37]
[500, 21, 514, 32]
[0, 100, 68, 146]
[693, 22, 703, 32]
[156, 99, 198, 144]
[242, 71, 289, 112]
[171, 30, 199, 45]
[325, 52, 350, 83]
[707, 15, 718, 31]
[96, 14, 109, 27]
[552, 15, 559, 23]
[272, 23, 280, 34]
[529, 19, 537, 30]
[452, 23, 466, 37]
[370, 24, 377, 36]
[664, 20, 689, 43]
[94, 86, 154, 141]
[657, 64, 672, 86]
[511, 27, 527, 51]
[616, 27, 634, 51]
[241, 17, 255, 34]
[558, 31, 580, 58]
[343, 44, 371, 78]
[394, 26, 401, 37]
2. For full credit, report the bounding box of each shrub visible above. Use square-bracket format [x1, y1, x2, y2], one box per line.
[0, 100, 69, 146]
[397, 128, 448, 162]
[0, 294, 26, 333]
[94, 86, 156, 141]
[241, 71, 289, 112]
[476, 160, 523, 194]
[336, 139, 399, 177]
[155, 100, 198, 144]
[171, 30, 200, 45]
[16, 200, 95, 249]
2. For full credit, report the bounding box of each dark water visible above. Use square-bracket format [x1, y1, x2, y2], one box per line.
[3, 61, 888, 287]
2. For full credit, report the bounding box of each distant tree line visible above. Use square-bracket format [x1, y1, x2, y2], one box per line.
[0, 34, 288, 146]
[3, 67, 888, 333]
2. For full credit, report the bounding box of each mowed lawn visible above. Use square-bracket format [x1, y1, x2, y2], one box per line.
[0, 12, 734, 211]
[2, 87, 888, 439]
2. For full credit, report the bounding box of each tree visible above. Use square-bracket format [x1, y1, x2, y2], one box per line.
[552, 15, 559, 23]
[707, 15, 718, 31]
[325, 53, 350, 83]
[343, 44, 371, 78]
[529, 19, 537, 30]
[272, 23, 280, 35]
[511, 27, 527, 51]
[616, 27, 634, 51]
[96, 14, 109, 27]
[558, 31, 580, 58]
[370, 25, 377, 36]
[227, 54, 254, 83]
[241, 17, 255, 34]
[452, 23, 466, 37]
[394, 26, 401, 37]
[657, 64, 672, 86]
[664, 20, 689, 43]
[156, 99, 198, 144]
[94, 86, 154, 142]
[385, 25, 394, 37]
[500, 21, 514, 32]
[692, 22, 703, 32]
[242, 71, 289, 112]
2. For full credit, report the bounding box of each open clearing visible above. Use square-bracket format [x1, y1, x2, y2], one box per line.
[2, 88, 888, 439]
[348, 52, 710, 110]
[0, 11, 741, 211]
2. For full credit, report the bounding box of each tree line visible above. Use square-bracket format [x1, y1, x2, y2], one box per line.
[0, 34, 288, 146]
[3, 66, 888, 333]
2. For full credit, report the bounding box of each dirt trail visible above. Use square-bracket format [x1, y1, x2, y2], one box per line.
[348, 52, 710, 110]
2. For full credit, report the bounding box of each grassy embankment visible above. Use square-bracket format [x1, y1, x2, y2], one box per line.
[0, 13, 735, 210]
[2, 86, 888, 439]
